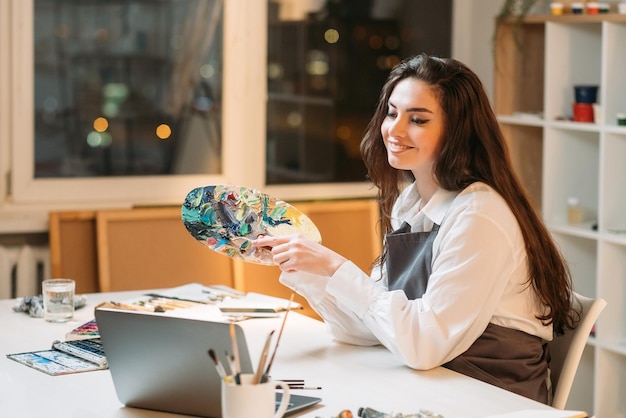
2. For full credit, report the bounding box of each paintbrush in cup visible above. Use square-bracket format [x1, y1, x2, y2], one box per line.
[261, 293, 295, 382]
[208, 349, 231, 383]
[228, 322, 241, 384]
[252, 330, 275, 384]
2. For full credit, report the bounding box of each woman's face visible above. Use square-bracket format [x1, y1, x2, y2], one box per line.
[381, 78, 444, 177]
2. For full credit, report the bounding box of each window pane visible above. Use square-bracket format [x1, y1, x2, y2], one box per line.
[33, 0, 223, 178]
[266, 0, 451, 184]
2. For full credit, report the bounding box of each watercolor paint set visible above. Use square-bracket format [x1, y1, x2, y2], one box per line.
[6, 338, 107, 376]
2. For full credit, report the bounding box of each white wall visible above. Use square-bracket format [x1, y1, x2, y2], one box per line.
[452, 0, 503, 103]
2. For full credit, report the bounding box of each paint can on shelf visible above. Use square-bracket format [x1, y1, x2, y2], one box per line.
[570, 2, 584, 13]
[587, 2, 600, 14]
[574, 85, 598, 104]
[573, 103, 594, 122]
[598, 3, 610, 13]
[550, 2, 564, 15]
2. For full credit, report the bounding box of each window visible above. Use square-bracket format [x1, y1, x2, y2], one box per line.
[265, 0, 452, 185]
[2, 0, 450, 207]
[7, 0, 268, 205]
[33, 0, 224, 178]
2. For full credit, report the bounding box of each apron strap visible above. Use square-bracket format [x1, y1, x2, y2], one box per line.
[386, 222, 440, 300]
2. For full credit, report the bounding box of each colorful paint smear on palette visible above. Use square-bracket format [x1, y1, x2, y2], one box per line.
[182, 185, 321, 265]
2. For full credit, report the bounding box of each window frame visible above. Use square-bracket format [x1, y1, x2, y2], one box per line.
[3, 0, 374, 210]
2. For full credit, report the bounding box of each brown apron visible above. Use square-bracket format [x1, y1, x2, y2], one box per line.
[385, 220, 549, 404]
[444, 324, 549, 404]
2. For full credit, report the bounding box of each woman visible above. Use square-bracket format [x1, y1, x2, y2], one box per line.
[253, 53, 579, 403]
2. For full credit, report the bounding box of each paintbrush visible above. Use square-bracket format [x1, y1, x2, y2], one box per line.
[229, 322, 241, 384]
[207, 348, 231, 383]
[261, 292, 295, 383]
[252, 330, 275, 384]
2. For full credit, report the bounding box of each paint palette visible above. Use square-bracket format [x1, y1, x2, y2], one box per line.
[181, 185, 321, 265]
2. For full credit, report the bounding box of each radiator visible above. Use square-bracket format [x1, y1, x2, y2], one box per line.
[0, 245, 50, 299]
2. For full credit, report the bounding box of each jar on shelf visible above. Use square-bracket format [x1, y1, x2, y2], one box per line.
[570, 2, 584, 13]
[567, 197, 583, 224]
[587, 2, 600, 14]
[550, 2, 564, 15]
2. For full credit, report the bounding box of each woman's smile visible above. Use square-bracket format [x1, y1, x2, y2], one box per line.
[386, 141, 414, 153]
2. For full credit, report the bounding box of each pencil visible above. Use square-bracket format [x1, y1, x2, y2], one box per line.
[288, 386, 322, 390]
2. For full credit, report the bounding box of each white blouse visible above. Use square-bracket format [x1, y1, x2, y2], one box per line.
[279, 182, 552, 370]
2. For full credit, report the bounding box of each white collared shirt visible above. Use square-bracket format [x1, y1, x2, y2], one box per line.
[279, 182, 552, 370]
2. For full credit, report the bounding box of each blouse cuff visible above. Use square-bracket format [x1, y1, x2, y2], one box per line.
[279, 270, 330, 303]
[326, 260, 384, 318]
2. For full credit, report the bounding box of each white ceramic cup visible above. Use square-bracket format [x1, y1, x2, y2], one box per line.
[42, 278, 75, 322]
[221, 374, 291, 418]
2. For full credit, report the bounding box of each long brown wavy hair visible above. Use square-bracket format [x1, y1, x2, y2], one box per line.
[360, 53, 579, 335]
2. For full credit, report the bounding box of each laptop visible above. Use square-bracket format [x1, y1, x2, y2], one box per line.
[95, 308, 321, 417]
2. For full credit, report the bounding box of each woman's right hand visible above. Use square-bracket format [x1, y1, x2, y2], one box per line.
[252, 235, 347, 276]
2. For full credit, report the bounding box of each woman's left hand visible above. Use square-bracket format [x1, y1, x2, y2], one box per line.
[252, 235, 347, 276]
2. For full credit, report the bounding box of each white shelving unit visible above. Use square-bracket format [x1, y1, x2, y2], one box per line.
[495, 14, 626, 416]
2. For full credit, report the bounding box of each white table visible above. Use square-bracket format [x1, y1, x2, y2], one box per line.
[0, 289, 583, 418]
